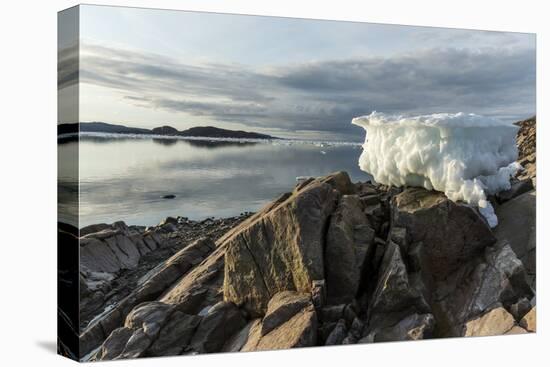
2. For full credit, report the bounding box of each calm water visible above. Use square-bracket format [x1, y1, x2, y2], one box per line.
[59, 136, 370, 227]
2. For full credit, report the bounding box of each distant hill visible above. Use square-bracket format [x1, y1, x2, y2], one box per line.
[178, 126, 275, 140]
[80, 122, 151, 135]
[59, 122, 279, 140]
[151, 125, 179, 135]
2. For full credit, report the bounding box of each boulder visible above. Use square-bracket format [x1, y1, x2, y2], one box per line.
[392, 188, 496, 284]
[222, 319, 262, 353]
[147, 312, 201, 356]
[494, 190, 536, 288]
[223, 177, 341, 316]
[325, 319, 347, 345]
[318, 171, 356, 195]
[243, 305, 318, 351]
[94, 301, 175, 360]
[80, 237, 121, 274]
[368, 242, 429, 329]
[368, 313, 435, 342]
[434, 242, 533, 336]
[160, 216, 178, 226]
[161, 245, 226, 315]
[104, 235, 140, 270]
[138, 237, 215, 298]
[261, 291, 311, 336]
[509, 298, 532, 321]
[97, 327, 134, 361]
[116, 328, 152, 359]
[325, 195, 375, 304]
[189, 301, 246, 353]
[464, 307, 515, 337]
[124, 302, 174, 338]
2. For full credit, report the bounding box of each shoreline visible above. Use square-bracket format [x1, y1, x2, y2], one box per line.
[58, 131, 363, 147]
[79, 212, 256, 235]
[76, 170, 536, 360]
[77, 212, 254, 331]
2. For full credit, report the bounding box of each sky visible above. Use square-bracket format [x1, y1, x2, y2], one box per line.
[58, 4, 536, 141]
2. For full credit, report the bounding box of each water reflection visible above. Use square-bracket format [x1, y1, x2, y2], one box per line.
[59, 136, 370, 226]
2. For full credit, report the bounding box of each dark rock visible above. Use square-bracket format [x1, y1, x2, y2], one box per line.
[160, 216, 178, 226]
[189, 301, 246, 353]
[343, 303, 358, 326]
[320, 304, 346, 323]
[325, 319, 347, 345]
[496, 179, 533, 203]
[388, 226, 407, 252]
[80, 237, 122, 273]
[349, 317, 364, 339]
[342, 335, 357, 344]
[433, 241, 533, 336]
[222, 319, 262, 353]
[116, 328, 152, 359]
[318, 171, 356, 195]
[325, 195, 375, 304]
[368, 313, 435, 342]
[359, 194, 380, 206]
[509, 298, 532, 321]
[368, 242, 429, 330]
[318, 322, 337, 343]
[97, 327, 134, 360]
[392, 187, 496, 283]
[147, 312, 201, 356]
[160, 223, 177, 233]
[124, 302, 174, 338]
[494, 190, 536, 289]
[162, 194, 176, 199]
[311, 279, 326, 309]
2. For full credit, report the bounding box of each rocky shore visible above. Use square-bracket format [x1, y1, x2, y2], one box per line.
[75, 118, 536, 361]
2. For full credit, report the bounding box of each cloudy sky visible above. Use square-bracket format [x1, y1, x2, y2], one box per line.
[59, 5, 535, 140]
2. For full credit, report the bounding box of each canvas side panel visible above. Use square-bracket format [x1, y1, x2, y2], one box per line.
[57, 5, 80, 361]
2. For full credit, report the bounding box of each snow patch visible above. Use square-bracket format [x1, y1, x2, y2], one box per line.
[352, 112, 520, 227]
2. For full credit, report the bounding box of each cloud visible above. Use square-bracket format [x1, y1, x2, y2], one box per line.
[58, 43, 78, 89]
[66, 42, 535, 138]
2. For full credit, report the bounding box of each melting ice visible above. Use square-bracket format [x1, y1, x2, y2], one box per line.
[352, 112, 520, 227]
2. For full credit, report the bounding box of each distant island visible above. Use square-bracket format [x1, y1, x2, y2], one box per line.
[58, 122, 280, 140]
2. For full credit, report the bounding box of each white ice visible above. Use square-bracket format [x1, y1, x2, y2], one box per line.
[352, 112, 520, 227]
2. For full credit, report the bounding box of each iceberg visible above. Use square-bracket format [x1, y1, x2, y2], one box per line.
[352, 112, 520, 227]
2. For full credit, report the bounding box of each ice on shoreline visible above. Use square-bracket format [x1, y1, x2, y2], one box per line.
[352, 112, 520, 227]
